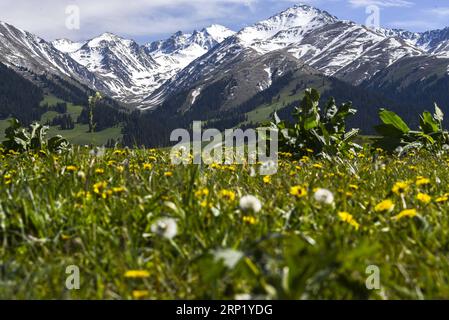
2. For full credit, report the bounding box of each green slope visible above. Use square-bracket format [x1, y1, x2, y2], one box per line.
[1, 95, 124, 146]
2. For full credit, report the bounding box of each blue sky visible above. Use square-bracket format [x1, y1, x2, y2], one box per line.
[0, 0, 448, 43]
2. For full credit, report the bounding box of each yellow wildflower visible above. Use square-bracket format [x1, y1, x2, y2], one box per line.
[290, 185, 308, 198]
[113, 187, 126, 194]
[338, 212, 360, 230]
[219, 189, 236, 202]
[312, 163, 323, 169]
[349, 184, 359, 190]
[66, 165, 78, 172]
[4, 174, 12, 185]
[436, 196, 449, 203]
[164, 171, 173, 177]
[374, 199, 395, 213]
[392, 181, 410, 195]
[416, 193, 431, 204]
[416, 177, 431, 186]
[195, 188, 209, 198]
[132, 290, 149, 299]
[93, 181, 107, 195]
[263, 176, 272, 184]
[95, 168, 105, 174]
[143, 163, 153, 170]
[243, 216, 257, 225]
[393, 209, 417, 220]
[124, 270, 150, 279]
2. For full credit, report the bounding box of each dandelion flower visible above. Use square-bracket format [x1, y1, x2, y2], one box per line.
[416, 177, 431, 187]
[66, 165, 78, 172]
[338, 212, 360, 230]
[239, 195, 262, 213]
[151, 218, 178, 239]
[93, 181, 107, 195]
[374, 199, 395, 213]
[290, 185, 308, 198]
[263, 176, 272, 184]
[393, 209, 417, 221]
[164, 171, 173, 177]
[416, 193, 431, 204]
[313, 188, 334, 205]
[392, 181, 410, 195]
[4, 174, 12, 185]
[219, 189, 236, 202]
[124, 270, 150, 279]
[143, 163, 152, 170]
[113, 186, 126, 194]
[436, 196, 449, 203]
[243, 216, 257, 225]
[132, 290, 149, 299]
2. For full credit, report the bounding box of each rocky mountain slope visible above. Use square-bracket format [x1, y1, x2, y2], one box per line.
[53, 25, 235, 105]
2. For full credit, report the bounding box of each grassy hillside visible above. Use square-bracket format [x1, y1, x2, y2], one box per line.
[2, 147, 449, 299]
[0, 95, 123, 145]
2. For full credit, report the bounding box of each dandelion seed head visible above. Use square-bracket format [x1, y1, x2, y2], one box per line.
[151, 218, 178, 239]
[313, 188, 334, 205]
[239, 195, 262, 213]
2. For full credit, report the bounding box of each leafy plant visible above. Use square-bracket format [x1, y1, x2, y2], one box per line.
[271, 88, 360, 157]
[1, 118, 70, 153]
[88, 92, 102, 133]
[374, 104, 449, 153]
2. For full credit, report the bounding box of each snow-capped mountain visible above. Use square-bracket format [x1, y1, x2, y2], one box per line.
[54, 33, 163, 104]
[146, 25, 235, 73]
[377, 27, 449, 58]
[404, 28, 449, 57]
[0, 21, 107, 92]
[142, 4, 426, 108]
[51, 25, 235, 104]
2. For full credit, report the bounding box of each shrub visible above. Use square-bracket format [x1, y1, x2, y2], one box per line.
[1, 118, 70, 153]
[374, 104, 449, 153]
[271, 88, 360, 158]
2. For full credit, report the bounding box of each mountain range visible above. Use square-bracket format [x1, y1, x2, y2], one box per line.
[1, 3, 449, 146]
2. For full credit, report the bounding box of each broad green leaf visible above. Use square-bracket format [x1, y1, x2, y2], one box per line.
[419, 111, 439, 134]
[378, 109, 410, 134]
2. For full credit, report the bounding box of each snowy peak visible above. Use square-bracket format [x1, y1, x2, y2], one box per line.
[0, 20, 105, 91]
[237, 4, 337, 45]
[146, 24, 235, 54]
[52, 38, 85, 53]
[147, 31, 192, 54]
[86, 32, 133, 48]
[202, 24, 236, 43]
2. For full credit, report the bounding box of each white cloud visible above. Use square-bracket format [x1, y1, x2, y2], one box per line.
[428, 7, 449, 17]
[348, 0, 413, 8]
[0, 0, 256, 41]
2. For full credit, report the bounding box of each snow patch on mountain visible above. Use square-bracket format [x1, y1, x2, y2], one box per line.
[52, 39, 85, 53]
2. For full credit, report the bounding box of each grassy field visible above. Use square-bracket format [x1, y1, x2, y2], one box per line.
[1, 146, 449, 299]
[0, 95, 123, 145]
